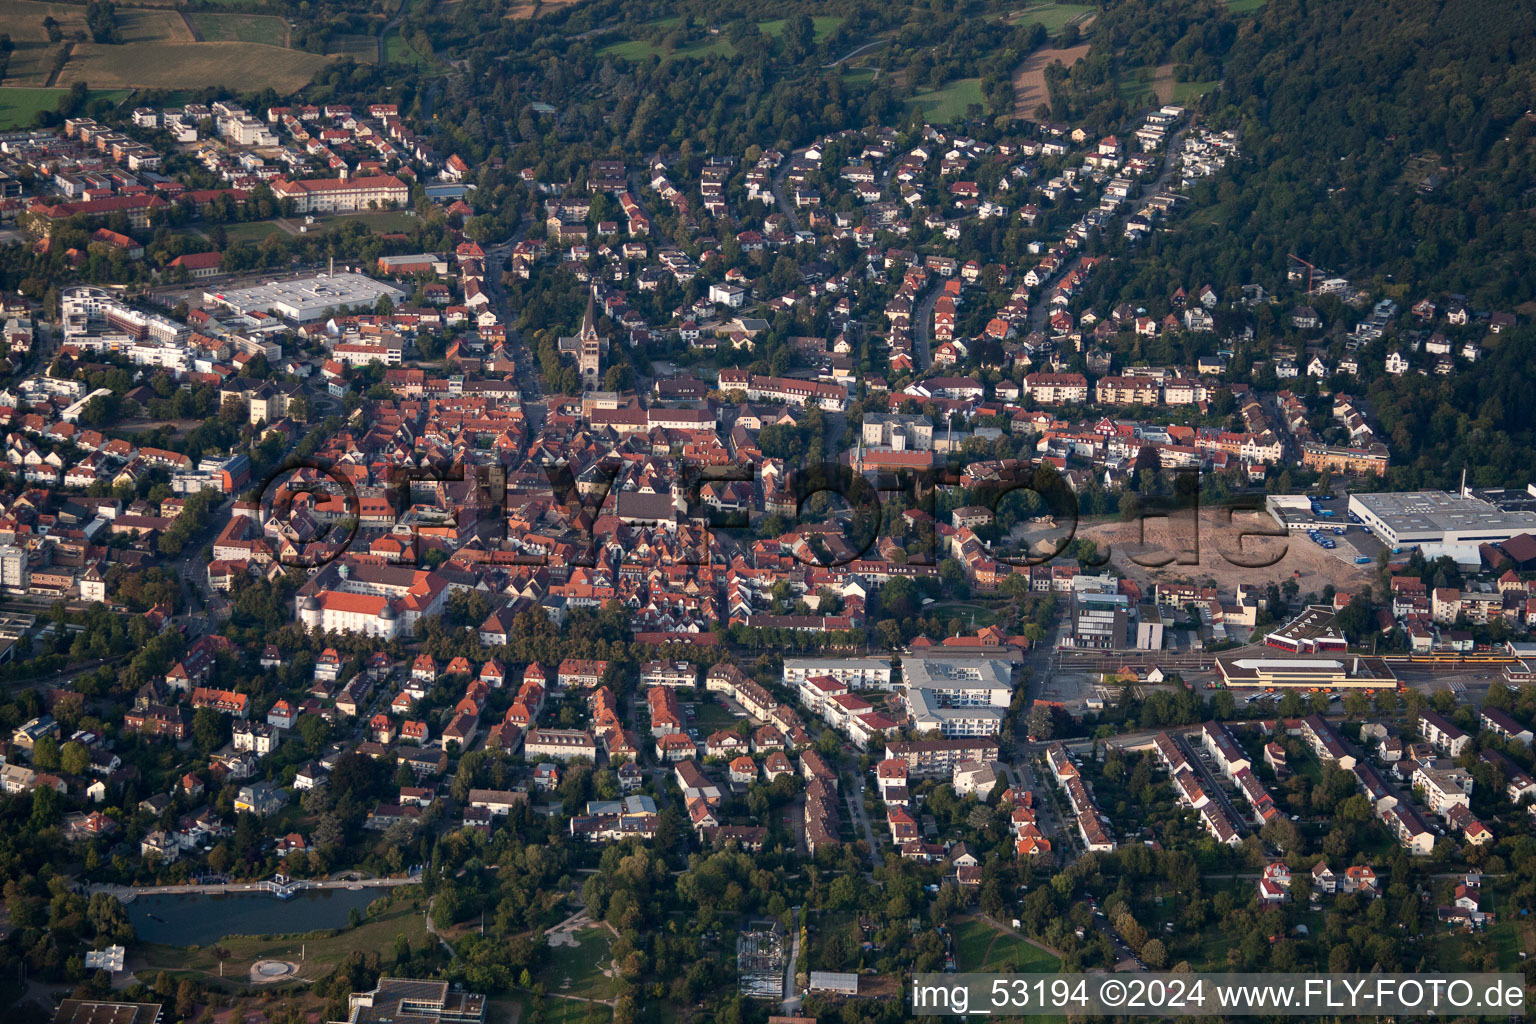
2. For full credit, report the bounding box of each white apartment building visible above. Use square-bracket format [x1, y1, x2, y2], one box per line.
[782, 657, 894, 690]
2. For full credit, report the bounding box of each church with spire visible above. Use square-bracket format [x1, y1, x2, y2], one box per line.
[558, 284, 607, 390]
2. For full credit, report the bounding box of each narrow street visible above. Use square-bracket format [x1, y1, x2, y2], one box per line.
[911, 279, 942, 370]
[770, 156, 804, 235]
[779, 905, 802, 1015]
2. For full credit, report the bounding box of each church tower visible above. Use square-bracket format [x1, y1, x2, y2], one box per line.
[578, 286, 602, 389]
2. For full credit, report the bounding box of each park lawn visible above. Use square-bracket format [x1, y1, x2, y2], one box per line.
[903, 77, 985, 123]
[131, 892, 430, 983]
[0, 87, 127, 129]
[311, 210, 421, 233]
[1012, 3, 1096, 35]
[925, 601, 1002, 627]
[218, 219, 291, 245]
[758, 16, 844, 41]
[536, 926, 621, 1002]
[492, 994, 591, 1023]
[190, 13, 289, 47]
[954, 916, 1061, 972]
[57, 41, 330, 92]
[688, 700, 741, 733]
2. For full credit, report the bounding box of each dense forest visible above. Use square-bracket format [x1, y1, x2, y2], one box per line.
[1059, 0, 1536, 309]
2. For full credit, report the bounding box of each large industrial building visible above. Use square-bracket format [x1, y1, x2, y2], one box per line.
[1348, 488, 1536, 564]
[204, 273, 407, 323]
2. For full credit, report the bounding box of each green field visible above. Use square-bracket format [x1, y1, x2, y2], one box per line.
[218, 219, 292, 245]
[494, 995, 590, 1024]
[841, 66, 878, 85]
[320, 210, 421, 233]
[954, 917, 1062, 972]
[0, 86, 129, 129]
[384, 27, 435, 66]
[758, 15, 844, 41]
[904, 77, 985, 123]
[599, 35, 732, 61]
[1169, 78, 1218, 103]
[603, 15, 843, 62]
[1011, 2, 1096, 34]
[537, 926, 621, 1002]
[1226, 0, 1266, 10]
[190, 12, 289, 46]
[131, 892, 431, 984]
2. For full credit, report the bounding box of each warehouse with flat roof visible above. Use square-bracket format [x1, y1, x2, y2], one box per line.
[1349, 489, 1536, 564]
[204, 273, 407, 323]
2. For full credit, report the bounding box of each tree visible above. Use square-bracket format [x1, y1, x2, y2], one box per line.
[59, 740, 90, 777]
[192, 708, 222, 753]
[32, 735, 60, 771]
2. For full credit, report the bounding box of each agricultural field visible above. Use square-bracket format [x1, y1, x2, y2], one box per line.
[57, 41, 330, 92]
[1011, 41, 1090, 117]
[903, 77, 985, 124]
[189, 12, 290, 47]
[328, 33, 379, 61]
[0, 0, 91, 85]
[0, 0, 328, 93]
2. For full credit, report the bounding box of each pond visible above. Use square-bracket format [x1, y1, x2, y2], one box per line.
[127, 887, 386, 946]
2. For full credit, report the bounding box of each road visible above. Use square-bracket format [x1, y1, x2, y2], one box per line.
[483, 219, 548, 430]
[780, 906, 802, 1015]
[845, 772, 881, 868]
[911, 280, 943, 370]
[172, 490, 239, 632]
[820, 38, 885, 68]
[770, 155, 804, 235]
